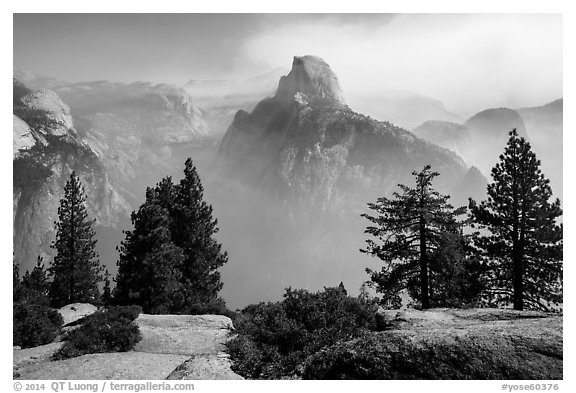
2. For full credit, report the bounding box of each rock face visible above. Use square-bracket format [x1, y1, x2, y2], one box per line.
[13, 79, 131, 273]
[13, 115, 35, 157]
[21, 89, 74, 135]
[304, 308, 562, 379]
[275, 56, 346, 105]
[412, 120, 471, 161]
[13, 314, 242, 380]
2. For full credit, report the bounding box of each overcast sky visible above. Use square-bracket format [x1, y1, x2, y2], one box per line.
[14, 13, 562, 115]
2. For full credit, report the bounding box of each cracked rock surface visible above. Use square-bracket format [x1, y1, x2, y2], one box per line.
[304, 308, 562, 380]
[13, 314, 242, 380]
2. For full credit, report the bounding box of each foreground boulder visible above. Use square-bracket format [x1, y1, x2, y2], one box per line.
[134, 314, 233, 356]
[58, 303, 98, 326]
[303, 308, 562, 379]
[14, 314, 242, 380]
[15, 351, 189, 380]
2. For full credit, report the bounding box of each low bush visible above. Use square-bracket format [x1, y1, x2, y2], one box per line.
[184, 298, 237, 319]
[13, 304, 64, 348]
[54, 305, 142, 359]
[108, 304, 142, 322]
[226, 284, 384, 379]
[303, 333, 391, 379]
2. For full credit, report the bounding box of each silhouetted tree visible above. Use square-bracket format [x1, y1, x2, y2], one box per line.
[425, 231, 484, 307]
[114, 177, 185, 313]
[469, 129, 562, 311]
[114, 158, 228, 314]
[101, 269, 112, 306]
[49, 172, 102, 307]
[13, 260, 23, 303]
[21, 256, 51, 306]
[361, 165, 468, 309]
[172, 158, 228, 306]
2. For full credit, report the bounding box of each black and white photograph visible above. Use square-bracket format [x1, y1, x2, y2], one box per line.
[8, 5, 571, 386]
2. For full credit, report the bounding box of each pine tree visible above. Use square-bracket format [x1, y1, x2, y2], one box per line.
[358, 282, 370, 301]
[172, 158, 228, 307]
[361, 165, 468, 309]
[49, 172, 102, 308]
[13, 260, 23, 303]
[469, 129, 562, 311]
[21, 256, 51, 306]
[101, 269, 112, 306]
[115, 158, 228, 314]
[426, 231, 484, 307]
[114, 177, 185, 313]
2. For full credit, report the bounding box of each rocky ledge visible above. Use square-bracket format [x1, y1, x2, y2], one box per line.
[304, 308, 562, 379]
[13, 314, 243, 380]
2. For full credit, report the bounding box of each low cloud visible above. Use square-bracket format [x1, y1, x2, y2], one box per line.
[242, 14, 562, 116]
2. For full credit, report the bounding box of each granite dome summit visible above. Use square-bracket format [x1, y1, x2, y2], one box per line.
[275, 56, 346, 106]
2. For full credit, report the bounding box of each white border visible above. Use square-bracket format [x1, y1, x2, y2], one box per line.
[3, 1, 573, 391]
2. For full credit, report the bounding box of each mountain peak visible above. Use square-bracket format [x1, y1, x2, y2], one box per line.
[465, 107, 528, 139]
[19, 88, 74, 137]
[275, 55, 345, 105]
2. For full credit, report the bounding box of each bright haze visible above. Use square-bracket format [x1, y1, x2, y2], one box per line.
[14, 13, 561, 117]
[13, 13, 563, 310]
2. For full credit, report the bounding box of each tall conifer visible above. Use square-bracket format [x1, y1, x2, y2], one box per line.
[469, 129, 562, 311]
[115, 159, 227, 313]
[361, 165, 469, 309]
[49, 172, 102, 307]
[22, 256, 51, 306]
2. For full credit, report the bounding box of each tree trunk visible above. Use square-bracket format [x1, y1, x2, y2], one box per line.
[69, 196, 75, 305]
[513, 250, 524, 310]
[420, 216, 430, 309]
[428, 268, 434, 306]
[512, 177, 523, 311]
[514, 212, 527, 311]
